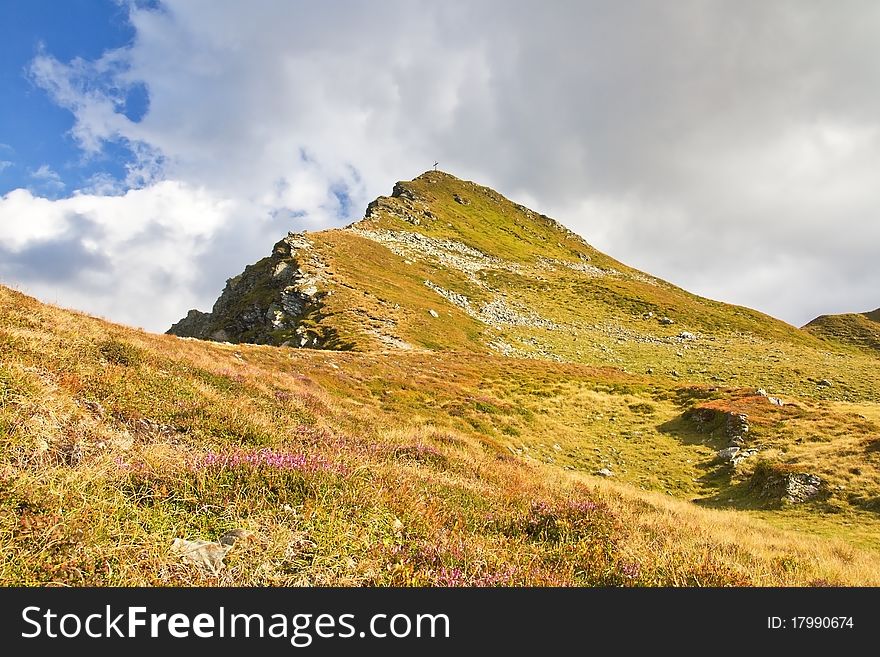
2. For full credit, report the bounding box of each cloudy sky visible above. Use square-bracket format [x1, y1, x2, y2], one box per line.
[1, 0, 879, 332]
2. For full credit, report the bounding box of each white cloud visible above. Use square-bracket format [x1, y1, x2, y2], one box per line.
[0, 182, 260, 329]
[7, 0, 880, 332]
[28, 164, 66, 194]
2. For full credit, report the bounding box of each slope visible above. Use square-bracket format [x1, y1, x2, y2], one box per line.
[170, 171, 880, 402]
[3, 284, 880, 586]
[804, 308, 880, 355]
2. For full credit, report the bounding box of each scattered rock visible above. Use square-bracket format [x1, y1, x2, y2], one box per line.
[453, 193, 470, 205]
[678, 331, 695, 340]
[817, 379, 833, 387]
[478, 297, 558, 330]
[767, 396, 784, 406]
[756, 388, 768, 396]
[171, 538, 231, 575]
[671, 370, 680, 377]
[352, 227, 510, 276]
[428, 309, 439, 318]
[731, 448, 759, 466]
[596, 468, 614, 477]
[659, 317, 675, 325]
[424, 280, 472, 311]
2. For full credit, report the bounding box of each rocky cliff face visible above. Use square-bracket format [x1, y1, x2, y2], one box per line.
[167, 232, 329, 346]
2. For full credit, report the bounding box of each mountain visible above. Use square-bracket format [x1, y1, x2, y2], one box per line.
[4, 171, 880, 586]
[170, 171, 814, 355]
[804, 308, 880, 354]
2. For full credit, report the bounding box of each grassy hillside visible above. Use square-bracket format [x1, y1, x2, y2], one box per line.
[175, 172, 879, 402]
[804, 309, 880, 355]
[4, 284, 880, 585]
[5, 171, 880, 586]
[311, 171, 826, 354]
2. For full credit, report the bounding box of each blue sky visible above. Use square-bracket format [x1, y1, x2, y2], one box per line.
[0, 0, 147, 197]
[1, 1, 879, 332]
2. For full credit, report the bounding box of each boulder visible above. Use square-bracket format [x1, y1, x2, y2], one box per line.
[716, 446, 740, 462]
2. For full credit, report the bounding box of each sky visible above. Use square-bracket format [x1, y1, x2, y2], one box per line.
[1, 0, 879, 333]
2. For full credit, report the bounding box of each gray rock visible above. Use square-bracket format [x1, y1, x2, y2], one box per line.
[678, 331, 696, 340]
[659, 316, 675, 325]
[716, 446, 741, 462]
[730, 448, 758, 466]
[755, 470, 825, 504]
[767, 396, 784, 406]
[596, 468, 614, 477]
[783, 473, 824, 503]
[817, 379, 833, 387]
[428, 309, 439, 318]
[424, 280, 472, 311]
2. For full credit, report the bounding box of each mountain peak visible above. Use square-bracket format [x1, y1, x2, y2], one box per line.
[350, 171, 597, 266]
[168, 170, 809, 360]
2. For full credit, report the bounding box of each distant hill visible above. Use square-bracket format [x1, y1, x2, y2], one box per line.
[804, 308, 880, 355]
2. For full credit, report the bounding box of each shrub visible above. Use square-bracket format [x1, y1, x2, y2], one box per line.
[98, 339, 142, 366]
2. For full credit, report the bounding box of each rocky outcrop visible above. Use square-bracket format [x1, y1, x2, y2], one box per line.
[750, 465, 826, 505]
[167, 232, 328, 347]
[689, 407, 760, 465]
[167, 309, 212, 338]
[688, 407, 750, 444]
